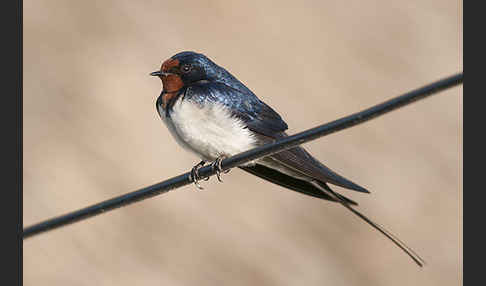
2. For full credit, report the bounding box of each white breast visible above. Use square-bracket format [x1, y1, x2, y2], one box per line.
[158, 97, 258, 162]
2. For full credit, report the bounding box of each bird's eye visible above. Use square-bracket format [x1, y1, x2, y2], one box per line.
[181, 64, 191, 73]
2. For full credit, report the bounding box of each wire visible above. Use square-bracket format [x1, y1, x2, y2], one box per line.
[22, 72, 463, 239]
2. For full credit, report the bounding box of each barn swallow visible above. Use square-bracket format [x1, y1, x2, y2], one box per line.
[151, 51, 424, 266]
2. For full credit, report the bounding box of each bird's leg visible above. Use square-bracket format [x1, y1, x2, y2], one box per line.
[189, 160, 207, 190]
[210, 156, 230, 182]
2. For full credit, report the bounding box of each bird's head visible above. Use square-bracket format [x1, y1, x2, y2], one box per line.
[150, 51, 218, 93]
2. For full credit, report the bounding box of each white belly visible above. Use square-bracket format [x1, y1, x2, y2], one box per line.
[158, 97, 258, 162]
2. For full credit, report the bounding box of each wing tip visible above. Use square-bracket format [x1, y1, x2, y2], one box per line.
[353, 185, 371, 194]
[330, 180, 371, 194]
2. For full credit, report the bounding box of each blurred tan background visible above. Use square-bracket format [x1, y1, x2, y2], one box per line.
[23, 0, 462, 285]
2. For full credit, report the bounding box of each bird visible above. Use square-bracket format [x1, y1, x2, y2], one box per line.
[150, 51, 424, 266]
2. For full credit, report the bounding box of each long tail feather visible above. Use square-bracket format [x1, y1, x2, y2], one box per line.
[311, 181, 425, 267]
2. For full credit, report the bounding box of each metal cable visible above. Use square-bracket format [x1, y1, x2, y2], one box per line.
[23, 72, 463, 239]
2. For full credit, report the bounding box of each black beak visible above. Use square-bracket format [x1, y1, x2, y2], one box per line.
[150, 71, 162, 76]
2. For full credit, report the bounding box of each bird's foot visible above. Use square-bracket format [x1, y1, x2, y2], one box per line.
[189, 160, 209, 190]
[210, 156, 230, 182]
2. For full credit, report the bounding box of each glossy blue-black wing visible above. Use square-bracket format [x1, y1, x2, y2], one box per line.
[233, 100, 289, 137]
[185, 81, 369, 194]
[184, 82, 288, 137]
